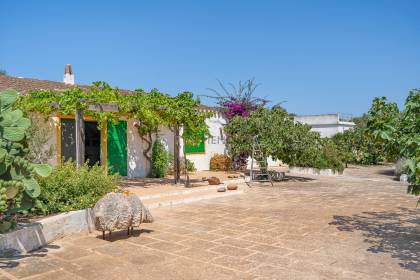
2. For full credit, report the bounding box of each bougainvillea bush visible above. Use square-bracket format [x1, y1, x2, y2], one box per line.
[207, 79, 269, 169]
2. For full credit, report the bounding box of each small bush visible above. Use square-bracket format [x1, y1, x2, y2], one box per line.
[210, 154, 232, 171]
[186, 158, 196, 172]
[290, 140, 344, 172]
[151, 139, 169, 178]
[167, 154, 196, 175]
[37, 162, 119, 214]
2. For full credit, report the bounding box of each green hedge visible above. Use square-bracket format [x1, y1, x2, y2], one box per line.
[37, 162, 119, 214]
[288, 139, 345, 172]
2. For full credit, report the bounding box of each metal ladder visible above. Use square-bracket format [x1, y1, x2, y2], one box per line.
[249, 136, 274, 186]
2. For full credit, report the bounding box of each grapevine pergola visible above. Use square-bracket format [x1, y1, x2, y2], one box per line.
[18, 82, 211, 184]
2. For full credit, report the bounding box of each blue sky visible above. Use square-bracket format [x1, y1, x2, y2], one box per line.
[1, 0, 419, 116]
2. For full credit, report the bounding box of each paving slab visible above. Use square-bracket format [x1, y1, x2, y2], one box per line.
[1, 165, 419, 279]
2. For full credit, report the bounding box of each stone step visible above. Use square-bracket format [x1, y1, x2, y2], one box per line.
[140, 185, 225, 200]
[139, 178, 245, 200]
[142, 187, 245, 209]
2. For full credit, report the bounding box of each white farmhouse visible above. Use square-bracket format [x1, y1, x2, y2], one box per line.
[0, 65, 227, 177]
[294, 114, 355, 137]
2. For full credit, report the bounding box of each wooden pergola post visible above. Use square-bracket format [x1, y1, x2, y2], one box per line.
[174, 123, 181, 184]
[75, 108, 85, 167]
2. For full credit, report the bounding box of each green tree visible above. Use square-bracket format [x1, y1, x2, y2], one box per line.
[128, 89, 172, 163]
[165, 92, 212, 183]
[332, 115, 386, 165]
[366, 90, 420, 202]
[366, 96, 401, 161]
[225, 107, 345, 172]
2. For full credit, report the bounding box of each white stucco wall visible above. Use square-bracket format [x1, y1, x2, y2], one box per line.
[310, 123, 355, 137]
[294, 114, 355, 138]
[184, 111, 227, 171]
[294, 114, 339, 125]
[31, 114, 58, 166]
[127, 119, 150, 178]
[127, 122, 182, 177]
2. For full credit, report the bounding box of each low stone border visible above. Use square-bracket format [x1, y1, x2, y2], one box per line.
[289, 166, 343, 176]
[0, 209, 94, 254]
[0, 178, 247, 254]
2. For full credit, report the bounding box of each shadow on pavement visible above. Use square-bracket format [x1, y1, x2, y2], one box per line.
[330, 207, 420, 272]
[0, 244, 58, 269]
[283, 175, 315, 182]
[95, 228, 154, 242]
[376, 168, 396, 177]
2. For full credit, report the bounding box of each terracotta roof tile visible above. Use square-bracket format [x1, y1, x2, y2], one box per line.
[0, 75, 77, 93]
[0, 75, 216, 111]
[0, 75, 132, 95]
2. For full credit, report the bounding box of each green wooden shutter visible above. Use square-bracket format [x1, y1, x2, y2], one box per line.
[107, 121, 127, 176]
[184, 131, 205, 154]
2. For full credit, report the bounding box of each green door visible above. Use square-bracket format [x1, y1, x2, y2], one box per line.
[107, 121, 127, 176]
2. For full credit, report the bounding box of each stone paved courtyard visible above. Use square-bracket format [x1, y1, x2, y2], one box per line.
[1, 165, 419, 279]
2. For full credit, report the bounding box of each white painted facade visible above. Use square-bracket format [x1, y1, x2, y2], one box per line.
[127, 111, 228, 175]
[38, 112, 227, 177]
[185, 111, 227, 171]
[294, 114, 355, 137]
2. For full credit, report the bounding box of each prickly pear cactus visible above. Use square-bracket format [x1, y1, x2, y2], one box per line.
[93, 192, 153, 232]
[0, 89, 52, 233]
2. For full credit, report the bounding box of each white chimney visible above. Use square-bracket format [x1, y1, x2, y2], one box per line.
[63, 64, 74, 85]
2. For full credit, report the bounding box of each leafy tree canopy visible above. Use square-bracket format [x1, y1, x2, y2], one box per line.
[225, 107, 345, 171]
[365, 90, 419, 201]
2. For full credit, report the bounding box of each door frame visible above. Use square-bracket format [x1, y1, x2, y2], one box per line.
[54, 114, 109, 170]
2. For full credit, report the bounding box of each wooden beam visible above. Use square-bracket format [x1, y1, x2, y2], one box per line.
[75, 108, 85, 167]
[88, 104, 119, 112]
[48, 102, 119, 113]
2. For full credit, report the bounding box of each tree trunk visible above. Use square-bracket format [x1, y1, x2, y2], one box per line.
[184, 152, 190, 187]
[174, 123, 181, 184]
[141, 132, 153, 162]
